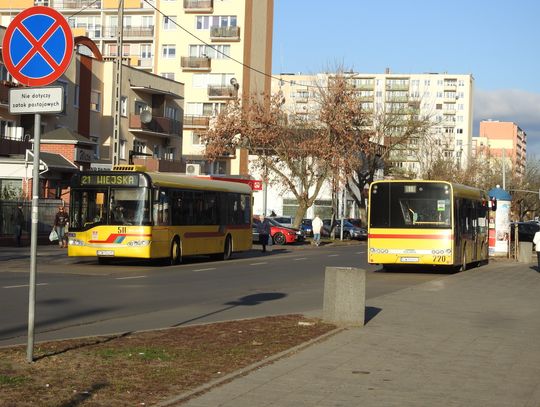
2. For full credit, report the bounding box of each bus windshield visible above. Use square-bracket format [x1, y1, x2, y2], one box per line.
[370, 183, 451, 229]
[70, 187, 151, 231]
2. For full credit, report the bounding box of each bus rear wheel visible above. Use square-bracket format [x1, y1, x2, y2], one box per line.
[170, 238, 181, 265]
[211, 235, 232, 261]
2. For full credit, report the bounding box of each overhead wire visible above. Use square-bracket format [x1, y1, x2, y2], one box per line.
[141, 0, 323, 90]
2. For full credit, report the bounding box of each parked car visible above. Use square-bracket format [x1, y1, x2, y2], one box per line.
[268, 216, 294, 228]
[252, 217, 305, 245]
[509, 222, 540, 243]
[322, 219, 367, 240]
[345, 218, 363, 228]
[301, 219, 313, 237]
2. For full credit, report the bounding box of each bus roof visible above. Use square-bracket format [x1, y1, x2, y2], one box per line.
[146, 171, 253, 194]
[370, 179, 487, 200]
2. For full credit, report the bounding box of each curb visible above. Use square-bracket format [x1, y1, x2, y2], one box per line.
[156, 326, 347, 407]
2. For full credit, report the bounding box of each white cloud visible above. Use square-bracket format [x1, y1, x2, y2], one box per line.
[474, 89, 540, 157]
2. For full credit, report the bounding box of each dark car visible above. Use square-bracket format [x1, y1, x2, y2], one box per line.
[509, 222, 540, 243]
[345, 218, 363, 228]
[322, 219, 367, 240]
[301, 219, 313, 237]
[252, 218, 305, 245]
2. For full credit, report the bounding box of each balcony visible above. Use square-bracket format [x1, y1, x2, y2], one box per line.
[210, 26, 241, 41]
[132, 157, 183, 173]
[103, 26, 154, 38]
[183, 115, 211, 129]
[386, 83, 410, 91]
[181, 56, 211, 71]
[208, 85, 238, 99]
[444, 82, 457, 91]
[129, 114, 182, 138]
[183, 0, 213, 13]
[0, 80, 23, 105]
[53, 0, 101, 8]
[0, 130, 31, 156]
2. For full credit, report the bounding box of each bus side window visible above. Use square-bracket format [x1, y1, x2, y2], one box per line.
[154, 189, 170, 226]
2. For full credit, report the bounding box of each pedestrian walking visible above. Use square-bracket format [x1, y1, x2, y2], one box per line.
[533, 230, 540, 271]
[54, 206, 69, 248]
[257, 215, 272, 252]
[12, 204, 25, 246]
[312, 214, 323, 246]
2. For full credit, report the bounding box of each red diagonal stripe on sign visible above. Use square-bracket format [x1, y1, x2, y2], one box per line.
[15, 20, 62, 72]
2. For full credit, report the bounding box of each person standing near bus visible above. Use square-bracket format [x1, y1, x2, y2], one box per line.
[312, 215, 323, 246]
[54, 206, 69, 248]
[257, 215, 272, 252]
[533, 230, 540, 271]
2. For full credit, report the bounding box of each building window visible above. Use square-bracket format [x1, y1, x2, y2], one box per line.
[119, 140, 126, 160]
[196, 15, 237, 30]
[165, 106, 178, 120]
[140, 43, 152, 59]
[90, 90, 101, 111]
[192, 132, 203, 145]
[162, 44, 176, 58]
[161, 72, 175, 80]
[133, 140, 146, 153]
[163, 15, 177, 30]
[189, 44, 230, 59]
[90, 136, 100, 159]
[153, 144, 161, 158]
[165, 147, 176, 160]
[120, 96, 127, 117]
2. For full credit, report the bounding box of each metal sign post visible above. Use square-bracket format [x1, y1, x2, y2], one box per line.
[27, 113, 41, 363]
[2, 6, 73, 362]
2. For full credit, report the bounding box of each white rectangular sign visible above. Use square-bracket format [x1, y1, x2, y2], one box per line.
[9, 87, 64, 114]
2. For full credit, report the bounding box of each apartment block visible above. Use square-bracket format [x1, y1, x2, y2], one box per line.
[477, 120, 527, 178]
[272, 71, 474, 178]
[0, 26, 183, 200]
[0, 0, 274, 175]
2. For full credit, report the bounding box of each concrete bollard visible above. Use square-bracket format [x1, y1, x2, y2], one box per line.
[518, 241, 533, 263]
[323, 266, 365, 326]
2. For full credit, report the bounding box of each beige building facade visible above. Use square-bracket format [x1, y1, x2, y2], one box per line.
[0, 0, 274, 175]
[476, 120, 527, 178]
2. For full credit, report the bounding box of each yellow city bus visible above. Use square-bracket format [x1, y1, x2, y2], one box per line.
[67, 165, 252, 264]
[368, 180, 490, 271]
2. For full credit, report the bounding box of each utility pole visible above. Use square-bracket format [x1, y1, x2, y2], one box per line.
[502, 148, 506, 190]
[112, 0, 124, 166]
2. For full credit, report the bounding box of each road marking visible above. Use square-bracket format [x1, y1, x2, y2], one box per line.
[193, 267, 216, 272]
[355, 251, 365, 254]
[328, 254, 339, 257]
[3, 283, 48, 289]
[115, 276, 147, 280]
[250, 262, 268, 265]
[294, 257, 307, 261]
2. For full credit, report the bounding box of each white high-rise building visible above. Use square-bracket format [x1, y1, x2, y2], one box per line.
[272, 71, 474, 177]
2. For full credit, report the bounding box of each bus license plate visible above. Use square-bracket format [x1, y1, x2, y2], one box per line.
[97, 250, 114, 256]
[400, 257, 419, 262]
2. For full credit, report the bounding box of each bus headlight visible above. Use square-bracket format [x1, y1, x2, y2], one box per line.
[69, 239, 84, 246]
[127, 240, 150, 247]
[370, 248, 389, 254]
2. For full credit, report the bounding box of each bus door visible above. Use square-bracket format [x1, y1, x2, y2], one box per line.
[152, 188, 170, 257]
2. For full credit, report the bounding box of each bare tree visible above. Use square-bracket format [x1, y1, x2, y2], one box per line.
[203, 72, 371, 228]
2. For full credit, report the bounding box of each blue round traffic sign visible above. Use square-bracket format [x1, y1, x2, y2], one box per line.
[2, 6, 74, 87]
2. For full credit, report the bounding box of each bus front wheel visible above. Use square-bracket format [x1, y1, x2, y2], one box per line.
[170, 238, 181, 265]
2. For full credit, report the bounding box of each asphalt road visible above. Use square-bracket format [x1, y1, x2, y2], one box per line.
[0, 242, 444, 346]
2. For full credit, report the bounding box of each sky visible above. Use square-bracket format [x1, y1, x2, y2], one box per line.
[272, 0, 540, 157]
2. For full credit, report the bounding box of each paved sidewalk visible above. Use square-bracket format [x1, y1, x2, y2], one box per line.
[164, 259, 540, 407]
